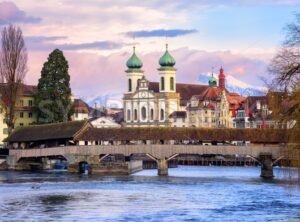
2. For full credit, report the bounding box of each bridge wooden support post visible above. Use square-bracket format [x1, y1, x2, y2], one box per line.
[157, 158, 168, 176]
[260, 153, 273, 178]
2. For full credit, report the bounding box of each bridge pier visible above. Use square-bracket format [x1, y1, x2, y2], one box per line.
[66, 155, 99, 174]
[157, 158, 168, 176]
[260, 153, 274, 178]
[6, 155, 18, 170]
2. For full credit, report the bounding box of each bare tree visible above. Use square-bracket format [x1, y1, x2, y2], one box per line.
[269, 14, 300, 178]
[0, 24, 27, 135]
[269, 14, 300, 126]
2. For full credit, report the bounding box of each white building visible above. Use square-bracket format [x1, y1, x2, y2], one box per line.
[72, 98, 90, 121]
[169, 111, 187, 127]
[90, 116, 121, 128]
[123, 45, 181, 127]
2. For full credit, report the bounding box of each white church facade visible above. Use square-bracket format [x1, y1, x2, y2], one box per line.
[123, 44, 181, 127]
[123, 44, 246, 128]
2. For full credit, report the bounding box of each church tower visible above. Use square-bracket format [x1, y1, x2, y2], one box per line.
[219, 66, 226, 90]
[126, 46, 143, 93]
[208, 73, 217, 87]
[158, 44, 176, 93]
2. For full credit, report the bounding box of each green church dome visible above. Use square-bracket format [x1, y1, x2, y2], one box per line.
[209, 74, 217, 87]
[159, 44, 176, 67]
[127, 46, 143, 69]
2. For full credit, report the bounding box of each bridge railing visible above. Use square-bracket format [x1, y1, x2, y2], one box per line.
[9, 144, 285, 161]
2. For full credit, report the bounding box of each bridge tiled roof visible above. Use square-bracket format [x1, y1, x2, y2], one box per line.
[75, 127, 288, 143]
[5, 121, 89, 142]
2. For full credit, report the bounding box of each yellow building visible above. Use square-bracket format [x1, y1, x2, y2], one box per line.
[0, 84, 37, 147]
[187, 68, 244, 128]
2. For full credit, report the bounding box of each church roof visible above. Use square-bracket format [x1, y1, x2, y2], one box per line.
[208, 75, 217, 87]
[159, 44, 176, 67]
[126, 47, 143, 69]
[149, 82, 209, 106]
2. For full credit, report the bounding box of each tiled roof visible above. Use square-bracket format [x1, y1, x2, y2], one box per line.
[169, 111, 187, 118]
[0, 83, 37, 96]
[21, 84, 37, 95]
[197, 87, 222, 101]
[74, 99, 90, 113]
[149, 82, 208, 106]
[5, 121, 89, 142]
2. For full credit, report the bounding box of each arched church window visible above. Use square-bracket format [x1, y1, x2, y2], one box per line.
[150, 109, 154, 120]
[160, 109, 164, 120]
[170, 77, 174, 91]
[128, 79, 132, 92]
[127, 109, 131, 121]
[141, 107, 146, 120]
[134, 109, 138, 120]
[161, 77, 165, 91]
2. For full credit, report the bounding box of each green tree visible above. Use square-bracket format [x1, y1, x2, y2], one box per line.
[35, 49, 73, 123]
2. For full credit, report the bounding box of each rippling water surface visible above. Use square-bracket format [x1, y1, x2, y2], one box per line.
[0, 166, 299, 222]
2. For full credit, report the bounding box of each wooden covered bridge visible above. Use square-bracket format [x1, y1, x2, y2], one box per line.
[5, 121, 300, 178]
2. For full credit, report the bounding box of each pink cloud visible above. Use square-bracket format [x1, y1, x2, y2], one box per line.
[230, 65, 246, 75]
[0, 1, 41, 25]
[25, 48, 269, 100]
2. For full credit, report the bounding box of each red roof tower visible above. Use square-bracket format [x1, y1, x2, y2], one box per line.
[219, 66, 226, 90]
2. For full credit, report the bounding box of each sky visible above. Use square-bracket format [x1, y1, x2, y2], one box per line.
[0, 0, 299, 103]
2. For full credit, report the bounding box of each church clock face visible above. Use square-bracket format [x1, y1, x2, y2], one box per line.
[141, 92, 146, 98]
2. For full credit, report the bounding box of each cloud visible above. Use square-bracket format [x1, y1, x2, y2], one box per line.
[0, 1, 41, 25]
[57, 42, 123, 51]
[126, 29, 198, 38]
[25, 36, 123, 51]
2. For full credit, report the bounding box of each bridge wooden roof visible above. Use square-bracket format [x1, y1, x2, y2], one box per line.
[75, 127, 290, 144]
[5, 121, 90, 143]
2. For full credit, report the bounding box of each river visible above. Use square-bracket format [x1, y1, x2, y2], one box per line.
[0, 166, 299, 222]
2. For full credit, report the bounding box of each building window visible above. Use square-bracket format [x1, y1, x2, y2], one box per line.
[141, 107, 146, 120]
[28, 112, 33, 118]
[161, 77, 165, 91]
[205, 117, 208, 123]
[127, 109, 131, 121]
[150, 109, 154, 120]
[28, 100, 33, 107]
[160, 109, 164, 120]
[134, 109, 138, 120]
[128, 78, 132, 92]
[3, 128, 8, 135]
[19, 123, 24, 126]
[170, 77, 174, 91]
[19, 100, 24, 106]
[20, 112, 24, 118]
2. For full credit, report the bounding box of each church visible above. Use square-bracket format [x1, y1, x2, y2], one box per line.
[122, 44, 245, 128]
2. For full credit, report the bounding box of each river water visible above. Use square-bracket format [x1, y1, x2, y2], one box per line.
[0, 166, 299, 222]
